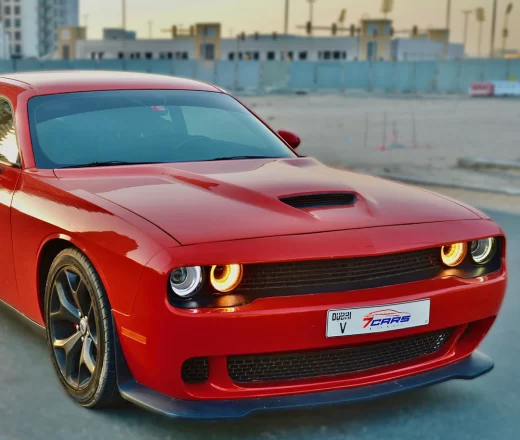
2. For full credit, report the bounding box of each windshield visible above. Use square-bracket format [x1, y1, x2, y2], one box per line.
[27, 90, 296, 169]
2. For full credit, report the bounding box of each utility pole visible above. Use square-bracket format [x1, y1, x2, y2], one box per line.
[502, 3, 513, 55]
[148, 20, 153, 39]
[462, 10, 472, 56]
[444, 0, 451, 59]
[284, 0, 289, 35]
[490, 0, 497, 57]
[308, 0, 316, 35]
[122, 0, 127, 30]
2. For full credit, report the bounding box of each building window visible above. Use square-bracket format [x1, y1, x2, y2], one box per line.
[228, 52, 235, 60]
[145, 52, 153, 59]
[62, 45, 70, 60]
[0, 99, 20, 165]
[167, 52, 173, 59]
[288, 51, 294, 60]
[238, 52, 243, 60]
[159, 52, 165, 59]
[318, 51, 322, 60]
[98, 52, 104, 60]
[299, 51, 308, 60]
[4, 19, 10, 28]
[14, 31, 21, 41]
[14, 5, 20, 14]
[323, 51, 331, 60]
[118, 52, 125, 59]
[333, 51, 341, 60]
[267, 51, 275, 60]
[90, 52, 96, 60]
[342, 51, 347, 59]
[253, 51, 259, 60]
[182, 52, 188, 60]
[135, 52, 141, 59]
[4, 6, 10, 15]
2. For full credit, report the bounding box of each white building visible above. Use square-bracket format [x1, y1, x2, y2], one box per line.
[0, 0, 79, 58]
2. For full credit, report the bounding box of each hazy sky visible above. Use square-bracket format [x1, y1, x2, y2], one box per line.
[80, 0, 520, 56]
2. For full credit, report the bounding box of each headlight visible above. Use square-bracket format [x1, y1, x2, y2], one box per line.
[470, 238, 496, 264]
[210, 264, 243, 293]
[441, 243, 467, 267]
[169, 266, 203, 298]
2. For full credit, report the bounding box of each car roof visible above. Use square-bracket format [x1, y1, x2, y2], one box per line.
[0, 70, 221, 95]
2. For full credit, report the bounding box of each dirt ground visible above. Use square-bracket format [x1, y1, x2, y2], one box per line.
[243, 94, 520, 192]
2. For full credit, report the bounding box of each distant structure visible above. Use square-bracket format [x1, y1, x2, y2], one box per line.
[0, 0, 79, 58]
[63, 18, 464, 62]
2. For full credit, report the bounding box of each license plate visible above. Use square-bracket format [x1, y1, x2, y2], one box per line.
[326, 299, 430, 338]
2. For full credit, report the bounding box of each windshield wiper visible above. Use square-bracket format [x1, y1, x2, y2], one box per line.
[206, 156, 279, 162]
[59, 161, 165, 169]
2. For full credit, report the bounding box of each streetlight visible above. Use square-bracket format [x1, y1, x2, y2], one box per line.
[307, 0, 316, 35]
[476, 7, 485, 57]
[490, 0, 497, 57]
[461, 10, 472, 56]
[122, 0, 127, 30]
[502, 3, 514, 54]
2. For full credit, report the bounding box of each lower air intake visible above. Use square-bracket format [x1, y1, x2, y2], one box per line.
[228, 328, 453, 383]
[181, 357, 209, 384]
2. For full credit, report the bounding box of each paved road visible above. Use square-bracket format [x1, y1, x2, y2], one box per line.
[0, 209, 518, 440]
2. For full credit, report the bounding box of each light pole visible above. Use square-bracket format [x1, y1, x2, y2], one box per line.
[461, 10, 472, 56]
[307, 0, 316, 35]
[284, 0, 289, 35]
[444, 0, 451, 59]
[490, 0, 497, 57]
[122, 0, 127, 30]
[476, 7, 485, 57]
[502, 3, 514, 54]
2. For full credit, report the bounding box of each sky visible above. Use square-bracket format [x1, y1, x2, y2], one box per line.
[80, 0, 520, 56]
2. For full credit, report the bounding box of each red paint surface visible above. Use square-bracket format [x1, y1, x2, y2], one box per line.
[0, 71, 507, 402]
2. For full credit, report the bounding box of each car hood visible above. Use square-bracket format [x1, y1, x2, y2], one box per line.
[53, 158, 481, 245]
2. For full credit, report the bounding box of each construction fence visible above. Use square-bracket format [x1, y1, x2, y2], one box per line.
[1, 58, 519, 94]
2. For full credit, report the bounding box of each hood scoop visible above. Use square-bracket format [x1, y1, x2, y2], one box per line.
[279, 192, 357, 210]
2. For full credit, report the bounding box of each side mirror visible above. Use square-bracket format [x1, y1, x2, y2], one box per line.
[278, 130, 301, 149]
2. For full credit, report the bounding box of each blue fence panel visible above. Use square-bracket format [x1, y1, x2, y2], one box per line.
[13, 59, 41, 72]
[507, 59, 520, 79]
[437, 61, 460, 92]
[173, 61, 197, 79]
[316, 63, 342, 89]
[122, 60, 154, 73]
[40, 60, 74, 70]
[482, 59, 508, 81]
[215, 61, 235, 89]
[97, 60, 126, 71]
[393, 62, 415, 92]
[238, 61, 260, 89]
[371, 62, 393, 90]
[150, 60, 174, 75]
[194, 62, 215, 83]
[345, 62, 370, 90]
[459, 60, 486, 91]
[415, 61, 437, 92]
[68, 60, 99, 70]
[289, 62, 315, 89]
[261, 62, 288, 90]
[0, 60, 13, 73]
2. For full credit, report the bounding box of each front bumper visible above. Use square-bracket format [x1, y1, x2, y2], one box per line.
[113, 220, 506, 402]
[116, 350, 494, 419]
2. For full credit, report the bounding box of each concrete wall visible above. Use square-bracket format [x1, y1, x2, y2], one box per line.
[0, 58, 518, 94]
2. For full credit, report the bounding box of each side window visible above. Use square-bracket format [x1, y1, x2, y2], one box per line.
[0, 99, 20, 165]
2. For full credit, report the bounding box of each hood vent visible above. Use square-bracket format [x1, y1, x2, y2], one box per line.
[279, 192, 357, 209]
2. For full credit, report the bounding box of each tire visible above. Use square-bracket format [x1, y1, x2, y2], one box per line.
[44, 247, 122, 408]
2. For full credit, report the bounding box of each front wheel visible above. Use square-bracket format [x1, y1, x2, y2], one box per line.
[44, 248, 122, 408]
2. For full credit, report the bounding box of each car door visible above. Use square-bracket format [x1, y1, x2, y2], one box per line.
[0, 97, 22, 308]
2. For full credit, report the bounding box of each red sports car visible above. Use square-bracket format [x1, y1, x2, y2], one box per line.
[0, 71, 507, 419]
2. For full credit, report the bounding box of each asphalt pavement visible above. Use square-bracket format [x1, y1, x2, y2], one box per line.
[0, 209, 518, 440]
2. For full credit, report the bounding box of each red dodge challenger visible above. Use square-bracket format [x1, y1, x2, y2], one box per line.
[0, 71, 507, 418]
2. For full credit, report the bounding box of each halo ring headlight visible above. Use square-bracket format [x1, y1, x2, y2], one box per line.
[210, 264, 243, 293]
[441, 243, 467, 267]
[169, 266, 203, 298]
[470, 238, 496, 264]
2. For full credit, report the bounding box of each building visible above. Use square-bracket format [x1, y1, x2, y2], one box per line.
[58, 25, 85, 59]
[71, 19, 464, 62]
[0, 0, 79, 58]
[0, 22, 10, 59]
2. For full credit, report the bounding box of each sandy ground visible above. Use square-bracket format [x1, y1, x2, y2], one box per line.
[243, 94, 520, 192]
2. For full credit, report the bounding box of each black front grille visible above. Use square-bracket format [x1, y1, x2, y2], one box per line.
[239, 248, 441, 292]
[181, 357, 209, 384]
[228, 328, 453, 383]
[280, 193, 356, 209]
